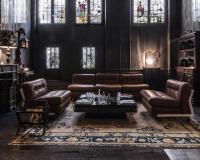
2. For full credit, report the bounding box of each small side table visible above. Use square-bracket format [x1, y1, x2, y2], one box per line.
[16, 101, 49, 135]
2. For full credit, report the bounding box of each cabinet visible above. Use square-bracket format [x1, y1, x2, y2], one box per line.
[176, 32, 200, 106]
[0, 65, 18, 114]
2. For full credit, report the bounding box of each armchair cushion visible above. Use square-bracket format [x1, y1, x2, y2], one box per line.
[23, 78, 48, 100]
[37, 90, 71, 106]
[141, 90, 179, 108]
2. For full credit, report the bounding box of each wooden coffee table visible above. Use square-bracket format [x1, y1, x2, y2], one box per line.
[74, 92, 137, 118]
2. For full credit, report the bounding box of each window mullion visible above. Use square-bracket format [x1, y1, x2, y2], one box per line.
[148, 0, 150, 23]
[51, 0, 54, 23]
[88, 0, 90, 24]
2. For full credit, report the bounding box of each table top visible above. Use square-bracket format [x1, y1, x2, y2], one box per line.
[75, 92, 137, 107]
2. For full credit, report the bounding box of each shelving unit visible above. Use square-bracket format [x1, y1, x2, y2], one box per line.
[0, 65, 18, 114]
[176, 32, 200, 106]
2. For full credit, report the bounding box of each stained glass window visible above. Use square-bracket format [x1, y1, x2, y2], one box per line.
[82, 47, 95, 69]
[39, 0, 66, 24]
[46, 47, 60, 69]
[76, 0, 88, 24]
[90, 0, 102, 24]
[192, 0, 200, 22]
[54, 0, 65, 23]
[133, 0, 148, 23]
[76, 0, 102, 24]
[150, 0, 165, 23]
[39, 0, 52, 24]
[133, 0, 165, 24]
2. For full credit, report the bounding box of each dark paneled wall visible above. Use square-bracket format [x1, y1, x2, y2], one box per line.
[106, 0, 130, 70]
[32, 0, 131, 81]
[169, 0, 182, 78]
[31, 0, 180, 82]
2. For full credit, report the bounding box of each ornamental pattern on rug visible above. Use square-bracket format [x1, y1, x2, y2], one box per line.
[10, 104, 200, 148]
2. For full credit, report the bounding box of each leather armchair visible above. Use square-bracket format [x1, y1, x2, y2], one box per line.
[141, 79, 193, 118]
[23, 78, 71, 117]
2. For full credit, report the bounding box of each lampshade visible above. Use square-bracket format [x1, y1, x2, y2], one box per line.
[0, 30, 17, 48]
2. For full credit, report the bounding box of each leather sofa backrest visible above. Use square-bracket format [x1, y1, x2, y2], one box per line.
[165, 79, 191, 112]
[23, 78, 48, 100]
[96, 73, 119, 84]
[120, 74, 144, 84]
[72, 74, 95, 84]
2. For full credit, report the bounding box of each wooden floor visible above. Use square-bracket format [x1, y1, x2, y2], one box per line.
[0, 112, 199, 160]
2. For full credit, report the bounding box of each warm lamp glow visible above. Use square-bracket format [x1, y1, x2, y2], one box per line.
[146, 57, 154, 66]
[0, 49, 3, 64]
[144, 50, 160, 68]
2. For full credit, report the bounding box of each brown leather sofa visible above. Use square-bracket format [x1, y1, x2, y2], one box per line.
[23, 78, 71, 117]
[141, 79, 193, 118]
[68, 73, 149, 99]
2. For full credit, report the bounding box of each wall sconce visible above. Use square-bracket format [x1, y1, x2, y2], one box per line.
[15, 28, 29, 65]
[0, 30, 17, 64]
[144, 50, 160, 68]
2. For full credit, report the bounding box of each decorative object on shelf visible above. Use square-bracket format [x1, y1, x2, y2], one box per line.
[15, 28, 29, 65]
[0, 30, 17, 64]
[144, 50, 160, 68]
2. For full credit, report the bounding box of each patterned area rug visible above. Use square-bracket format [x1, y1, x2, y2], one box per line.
[10, 103, 200, 148]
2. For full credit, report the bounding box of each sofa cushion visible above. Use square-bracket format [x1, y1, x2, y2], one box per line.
[72, 74, 95, 85]
[68, 84, 94, 92]
[95, 84, 122, 92]
[141, 90, 179, 108]
[96, 73, 119, 84]
[37, 90, 71, 106]
[120, 74, 144, 84]
[122, 84, 149, 92]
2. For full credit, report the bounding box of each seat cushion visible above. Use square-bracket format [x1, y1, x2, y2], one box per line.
[68, 84, 94, 92]
[37, 90, 71, 106]
[122, 84, 149, 92]
[95, 84, 121, 92]
[72, 74, 95, 85]
[120, 74, 144, 84]
[141, 90, 179, 108]
[96, 73, 119, 84]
